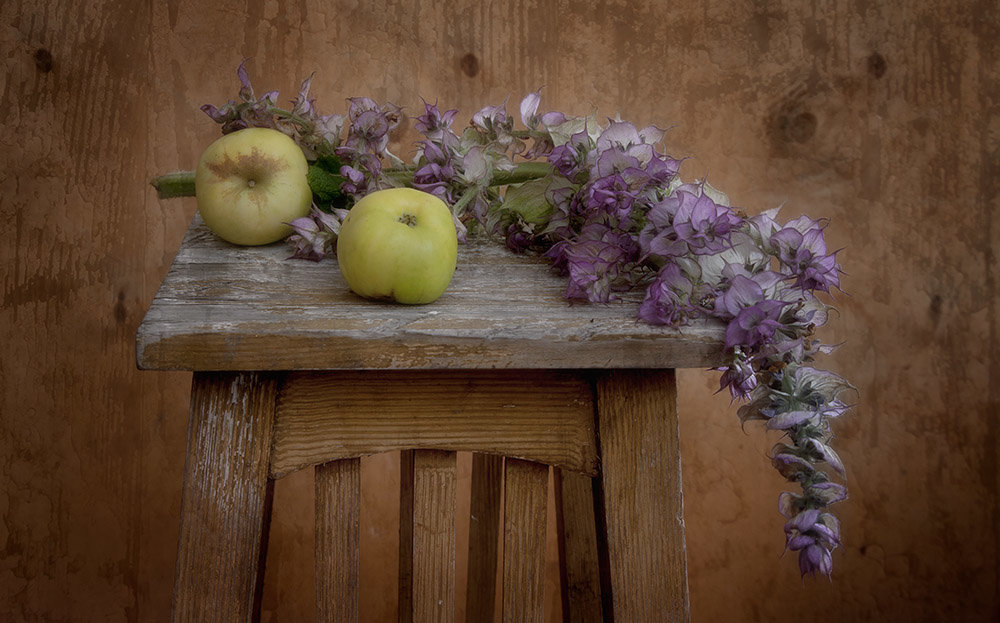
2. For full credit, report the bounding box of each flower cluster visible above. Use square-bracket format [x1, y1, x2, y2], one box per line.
[200, 64, 855, 578]
[201, 59, 345, 160]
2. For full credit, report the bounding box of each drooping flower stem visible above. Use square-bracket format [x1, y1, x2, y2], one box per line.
[149, 161, 551, 201]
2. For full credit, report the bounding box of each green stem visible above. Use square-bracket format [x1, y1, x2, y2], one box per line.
[148, 161, 552, 201]
[151, 171, 196, 199]
[490, 162, 552, 186]
[450, 183, 483, 216]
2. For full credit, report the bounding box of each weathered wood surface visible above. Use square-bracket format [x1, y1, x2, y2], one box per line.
[136, 215, 726, 371]
[501, 459, 549, 622]
[269, 370, 598, 478]
[315, 458, 361, 623]
[411, 450, 458, 622]
[172, 372, 277, 622]
[596, 369, 689, 621]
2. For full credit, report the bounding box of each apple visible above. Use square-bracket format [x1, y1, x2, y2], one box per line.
[336, 188, 458, 304]
[195, 127, 312, 245]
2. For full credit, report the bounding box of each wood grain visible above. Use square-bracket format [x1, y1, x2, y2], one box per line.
[136, 216, 726, 372]
[315, 458, 361, 623]
[466, 453, 503, 621]
[172, 372, 277, 622]
[595, 369, 689, 621]
[554, 469, 603, 622]
[501, 459, 549, 622]
[269, 370, 598, 478]
[411, 450, 457, 622]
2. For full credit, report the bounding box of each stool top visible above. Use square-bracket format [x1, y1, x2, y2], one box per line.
[137, 215, 725, 371]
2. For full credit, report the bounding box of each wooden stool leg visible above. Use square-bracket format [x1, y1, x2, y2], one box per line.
[411, 449, 457, 622]
[502, 458, 548, 622]
[595, 369, 689, 622]
[173, 372, 278, 623]
[466, 453, 503, 621]
[554, 468, 603, 622]
[315, 458, 361, 623]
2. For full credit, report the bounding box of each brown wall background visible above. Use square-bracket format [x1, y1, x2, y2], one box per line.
[2, 0, 998, 621]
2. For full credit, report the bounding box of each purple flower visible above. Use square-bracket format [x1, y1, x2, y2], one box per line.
[557, 224, 639, 302]
[644, 154, 682, 186]
[770, 216, 843, 293]
[504, 222, 535, 253]
[672, 190, 743, 255]
[519, 89, 543, 128]
[725, 299, 788, 351]
[638, 263, 699, 326]
[806, 481, 849, 506]
[472, 100, 509, 133]
[716, 349, 759, 400]
[587, 174, 638, 224]
[415, 99, 459, 141]
[765, 409, 819, 430]
[547, 130, 593, 179]
[339, 155, 382, 199]
[201, 59, 279, 134]
[285, 207, 344, 261]
[783, 509, 841, 578]
[289, 72, 317, 119]
[338, 97, 401, 159]
[593, 147, 642, 178]
[314, 114, 345, 148]
[412, 141, 457, 202]
[770, 449, 816, 481]
[596, 120, 659, 153]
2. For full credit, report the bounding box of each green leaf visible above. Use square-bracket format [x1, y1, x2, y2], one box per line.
[307, 154, 348, 209]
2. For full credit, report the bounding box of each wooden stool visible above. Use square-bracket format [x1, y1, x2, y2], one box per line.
[137, 216, 725, 622]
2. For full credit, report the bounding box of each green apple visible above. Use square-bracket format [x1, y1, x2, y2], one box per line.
[336, 188, 458, 304]
[195, 127, 312, 245]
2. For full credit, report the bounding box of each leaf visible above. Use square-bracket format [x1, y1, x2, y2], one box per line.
[307, 155, 347, 206]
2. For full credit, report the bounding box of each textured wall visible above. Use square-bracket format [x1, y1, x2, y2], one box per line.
[1, 1, 997, 621]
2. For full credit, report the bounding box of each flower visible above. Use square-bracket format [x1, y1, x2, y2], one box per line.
[782, 508, 842, 578]
[637, 262, 710, 326]
[415, 99, 458, 141]
[672, 189, 744, 255]
[557, 224, 639, 302]
[547, 130, 594, 180]
[717, 347, 759, 400]
[200, 59, 279, 134]
[769, 215, 843, 293]
[412, 141, 457, 203]
[338, 97, 402, 161]
[286, 207, 345, 261]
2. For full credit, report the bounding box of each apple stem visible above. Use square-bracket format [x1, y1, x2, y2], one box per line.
[151, 171, 196, 199]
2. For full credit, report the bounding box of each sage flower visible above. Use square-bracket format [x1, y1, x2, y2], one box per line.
[547, 130, 594, 180]
[415, 99, 459, 141]
[672, 190, 744, 255]
[286, 207, 344, 261]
